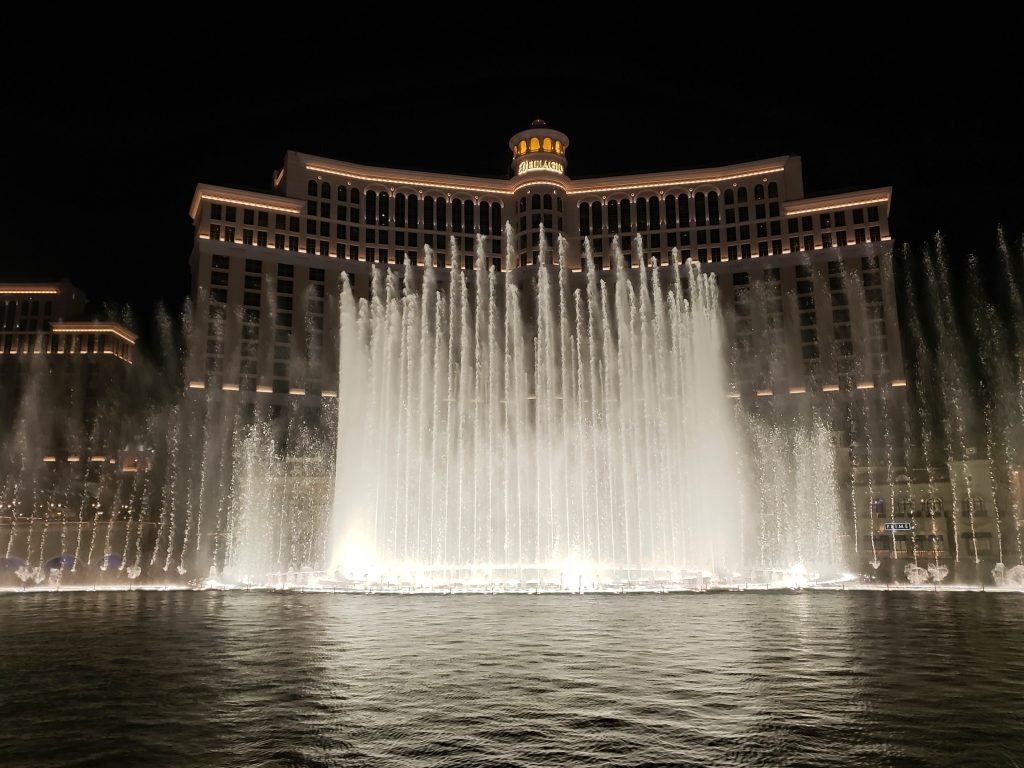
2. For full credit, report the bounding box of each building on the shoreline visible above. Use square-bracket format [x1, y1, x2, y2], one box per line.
[0, 280, 141, 478]
[186, 120, 904, 405]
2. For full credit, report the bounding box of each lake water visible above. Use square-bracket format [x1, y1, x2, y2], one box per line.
[1, 591, 1022, 767]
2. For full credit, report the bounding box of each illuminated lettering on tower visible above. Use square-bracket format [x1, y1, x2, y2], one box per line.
[517, 159, 564, 175]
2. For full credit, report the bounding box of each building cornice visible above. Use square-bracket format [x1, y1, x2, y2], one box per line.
[50, 322, 138, 344]
[189, 184, 304, 222]
[783, 188, 892, 215]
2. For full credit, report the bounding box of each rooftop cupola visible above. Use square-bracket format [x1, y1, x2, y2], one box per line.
[509, 119, 569, 178]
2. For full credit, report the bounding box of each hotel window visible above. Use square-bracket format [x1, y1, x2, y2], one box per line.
[320, 182, 330, 198]
[853, 208, 865, 225]
[243, 229, 253, 245]
[289, 216, 299, 232]
[739, 225, 750, 240]
[754, 184, 765, 201]
[755, 204, 765, 220]
[226, 207, 236, 222]
[211, 271, 229, 286]
[768, 182, 778, 198]
[707, 193, 719, 225]
[395, 194, 406, 227]
[320, 202, 330, 218]
[620, 199, 631, 230]
[855, 228, 866, 244]
[790, 237, 800, 253]
[246, 258, 261, 273]
[821, 233, 833, 248]
[741, 244, 751, 259]
[836, 231, 848, 247]
[723, 189, 734, 205]
[737, 187, 748, 203]
[307, 200, 316, 216]
[436, 199, 446, 230]
[579, 203, 590, 235]
[212, 254, 230, 269]
[378, 193, 389, 226]
[772, 240, 782, 255]
[274, 234, 285, 249]
[867, 206, 879, 222]
[758, 242, 768, 258]
[210, 288, 228, 303]
[306, 219, 317, 235]
[834, 211, 846, 227]
[727, 227, 736, 242]
[209, 224, 221, 241]
[770, 221, 781, 236]
[210, 204, 222, 220]
[306, 238, 316, 253]
[244, 275, 261, 290]
[607, 200, 619, 232]
[319, 222, 329, 237]
[288, 236, 299, 252]
[307, 180, 317, 196]
[649, 197, 661, 228]
[820, 213, 831, 229]
[804, 235, 815, 251]
[869, 226, 881, 242]
[727, 245, 737, 259]
[365, 192, 376, 224]
[423, 197, 434, 229]
[636, 197, 648, 230]
[244, 209, 254, 225]
[738, 207, 749, 222]
[409, 195, 419, 227]
[694, 194, 706, 226]
[725, 208, 735, 224]
[243, 292, 260, 307]
[757, 222, 768, 238]
[678, 195, 689, 226]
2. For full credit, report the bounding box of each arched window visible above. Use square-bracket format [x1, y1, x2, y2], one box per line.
[557, 197, 562, 212]
[530, 137, 540, 152]
[620, 198, 631, 230]
[591, 202, 603, 232]
[307, 180, 317, 196]
[519, 196, 527, 213]
[768, 181, 778, 198]
[542, 137, 552, 152]
[491, 203, 501, 236]
[678, 194, 689, 226]
[708, 191, 720, 225]
[436, 198, 446, 230]
[337, 186, 348, 202]
[408, 195, 418, 227]
[465, 200, 475, 231]
[555, 140, 562, 154]
[649, 197, 660, 229]
[378, 192, 389, 226]
[321, 182, 330, 198]
[666, 195, 677, 228]
[694, 193, 706, 226]
[636, 197, 648, 230]
[754, 184, 765, 201]
[452, 199, 462, 231]
[724, 189, 734, 206]
[350, 188, 360, 205]
[423, 196, 434, 229]
[737, 187, 748, 203]
[579, 203, 591, 236]
[395, 194, 406, 227]
[519, 140, 527, 155]
[532, 194, 541, 211]
[480, 202, 490, 235]
[608, 200, 619, 232]
[365, 191, 376, 225]
[543, 194, 552, 210]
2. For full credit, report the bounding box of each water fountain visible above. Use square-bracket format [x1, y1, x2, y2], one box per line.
[1, 229, 1022, 592]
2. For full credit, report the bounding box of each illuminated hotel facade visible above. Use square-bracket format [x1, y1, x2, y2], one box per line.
[187, 121, 903, 401]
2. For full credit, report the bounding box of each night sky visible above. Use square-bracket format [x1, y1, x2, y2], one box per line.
[4, 10, 1020, 326]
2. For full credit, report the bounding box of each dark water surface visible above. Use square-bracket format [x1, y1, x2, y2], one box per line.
[1, 591, 1022, 767]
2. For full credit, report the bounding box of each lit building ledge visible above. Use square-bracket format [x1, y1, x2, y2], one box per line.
[788, 386, 806, 394]
[892, 379, 907, 387]
[90, 456, 106, 462]
[51, 322, 138, 344]
[727, 392, 741, 399]
[322, 390, 338, 398]
[67, 455, 80, 462]
[0, 285, 60, 295]
[222, 383, 240, 392]
[756, 389, 773, 397]
[188, 381, 205, 389]
[43, 456, 56, 463]
[289, 388, 306, 396]
[856, 381, 875, 390]
[822, 384, 840, 392]
[256, 385, 273, 393]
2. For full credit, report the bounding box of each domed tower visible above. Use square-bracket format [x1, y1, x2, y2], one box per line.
[508, 120, 570, 269]
[509, 119, 569, 178]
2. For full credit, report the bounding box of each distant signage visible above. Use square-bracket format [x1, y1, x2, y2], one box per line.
[518, 160, 564, 175]
[884, 522, 913, 531]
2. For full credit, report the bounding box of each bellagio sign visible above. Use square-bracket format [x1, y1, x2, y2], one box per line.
[517, 160, 564, 175]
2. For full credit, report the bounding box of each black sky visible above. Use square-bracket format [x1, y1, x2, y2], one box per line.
[3, 8, 1020, 323]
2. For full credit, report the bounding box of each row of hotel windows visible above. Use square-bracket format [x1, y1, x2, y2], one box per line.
[2, 299, 54, 331]
[510, 136, 565, 157]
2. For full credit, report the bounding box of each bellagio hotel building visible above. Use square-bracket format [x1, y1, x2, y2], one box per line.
[188, 120, 903, 404]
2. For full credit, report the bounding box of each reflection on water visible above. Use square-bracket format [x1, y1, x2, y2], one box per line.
[1, 592, 1022, 767]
